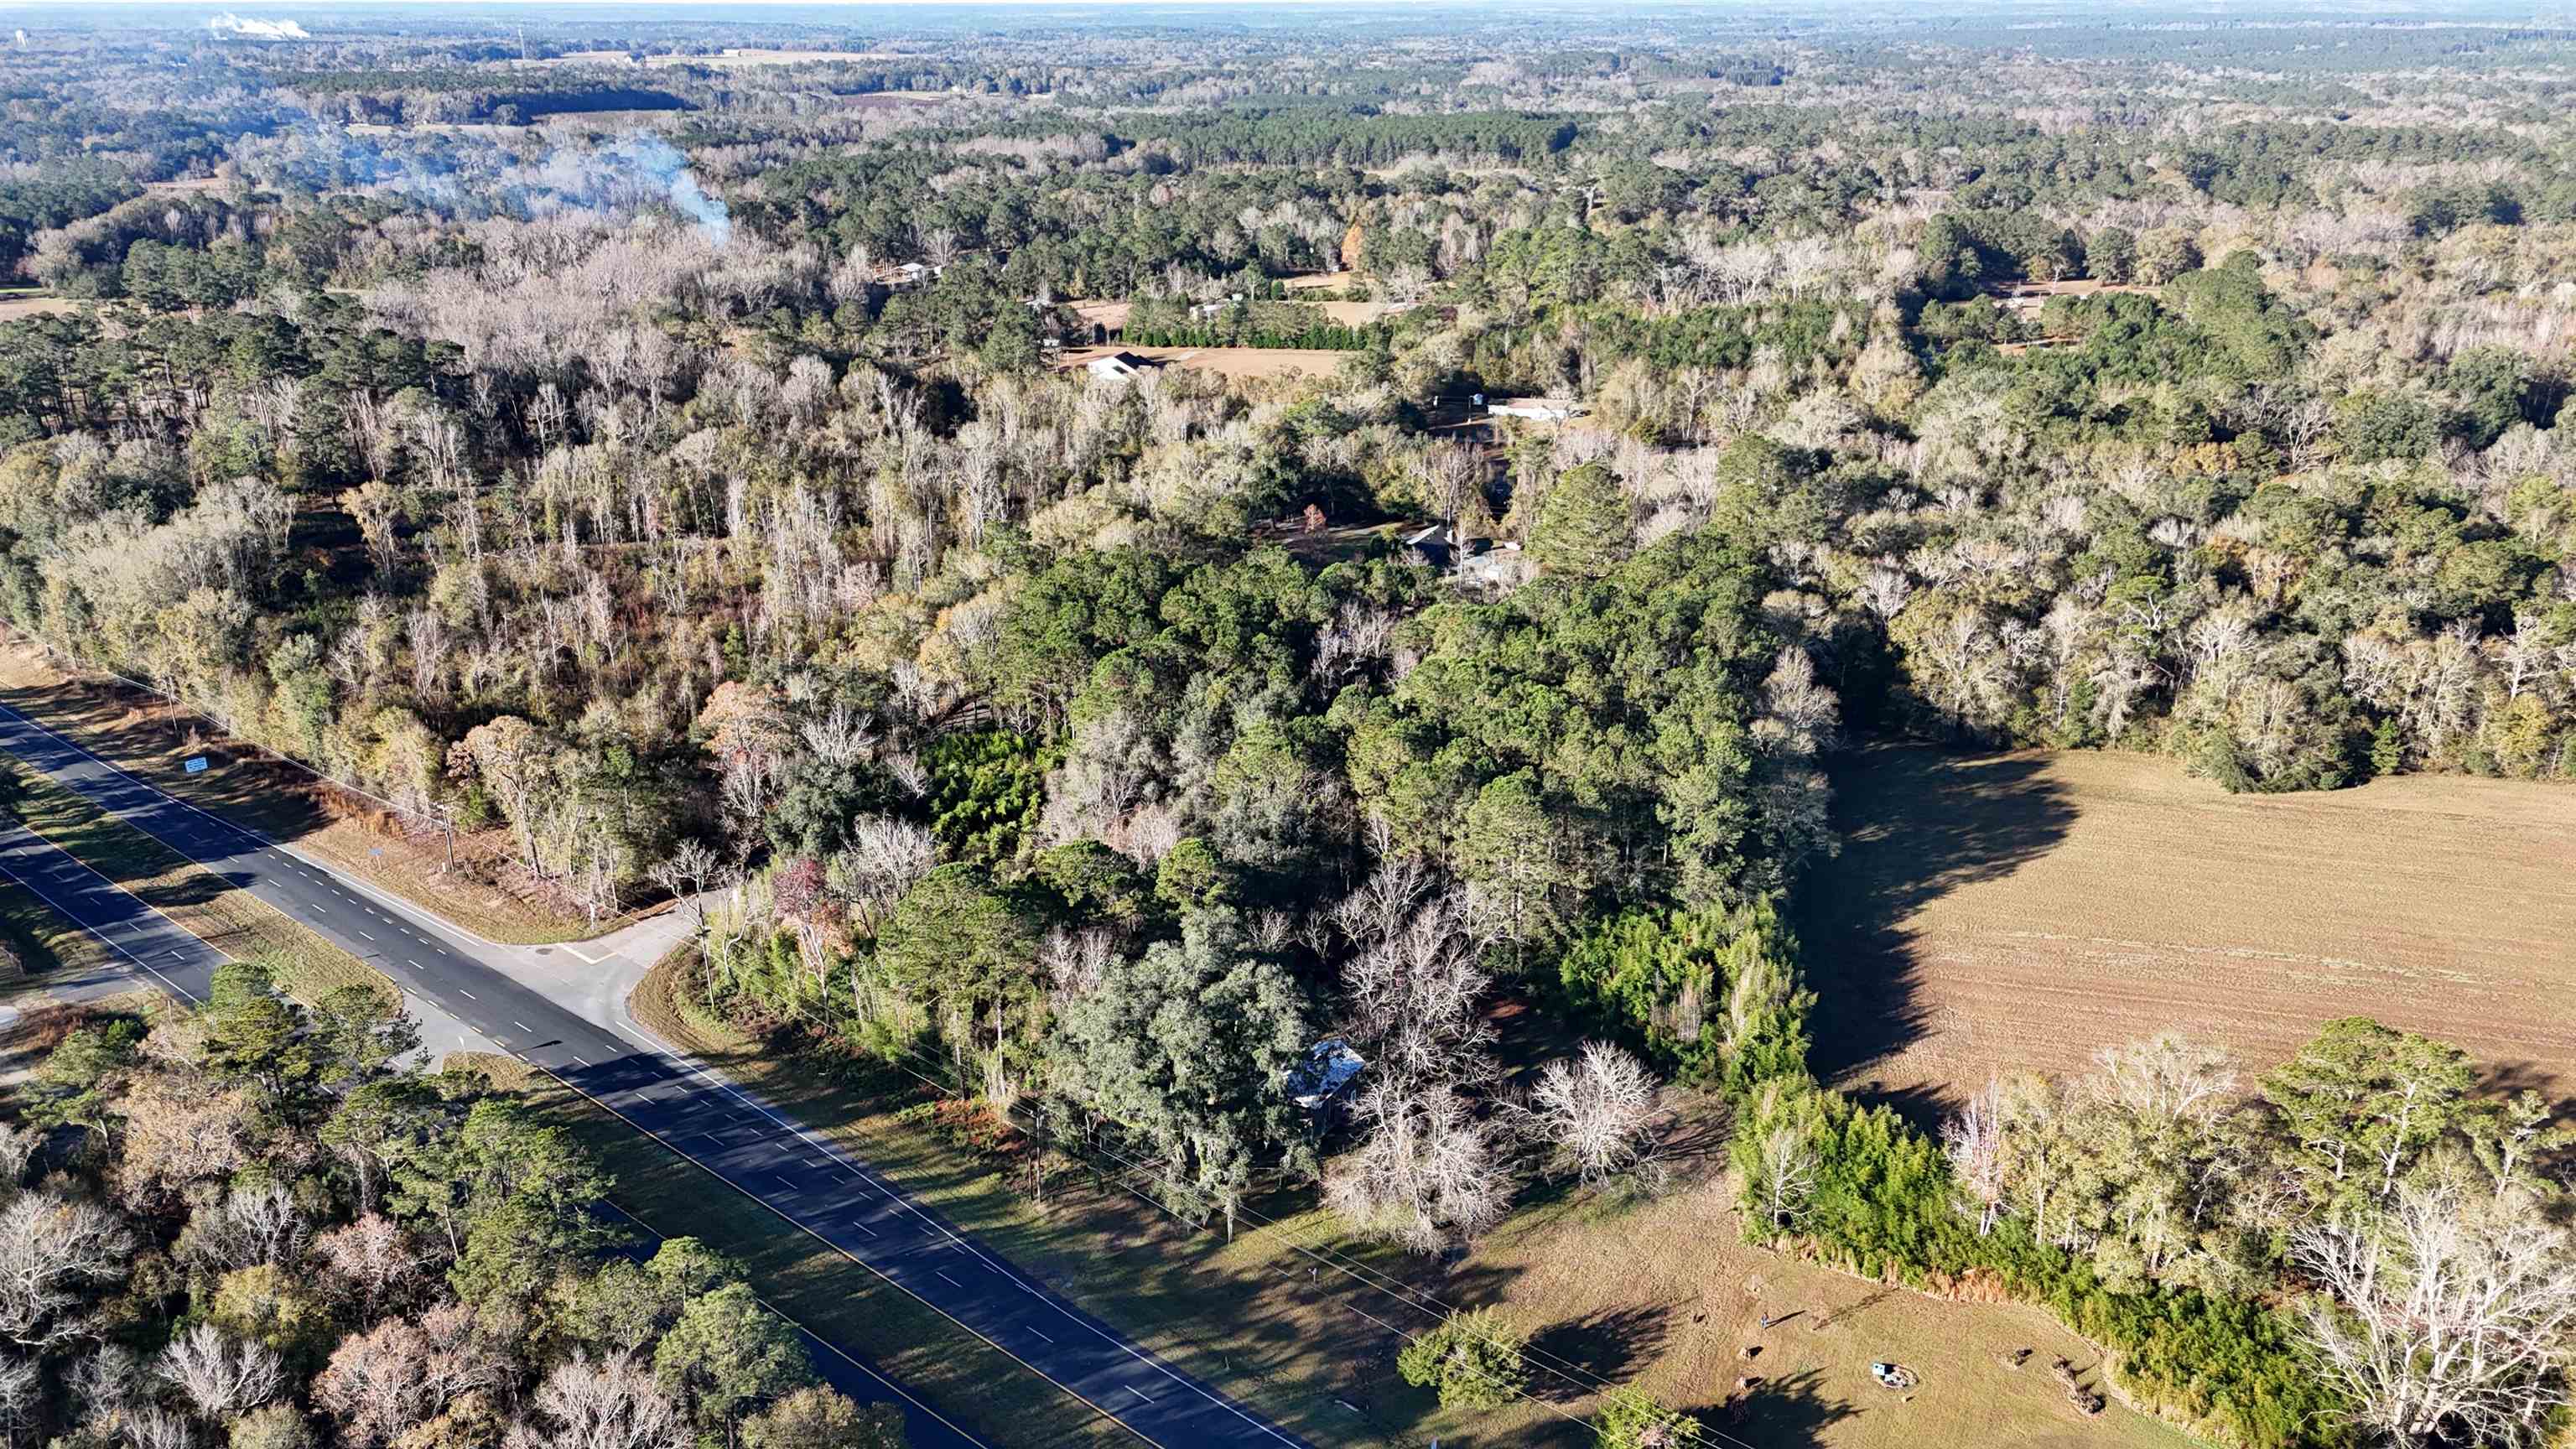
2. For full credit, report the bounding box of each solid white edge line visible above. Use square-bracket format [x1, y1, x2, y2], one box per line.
[589, 1201, 996, 1449]
[0, 834, 205, 1005]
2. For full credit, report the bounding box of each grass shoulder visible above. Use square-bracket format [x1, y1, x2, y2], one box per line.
[638, 952, 2201, 1449]
[447, 1040, 1127, 1449]
[633, 948, 1436, 1447]
[0, 757, 393, 1008]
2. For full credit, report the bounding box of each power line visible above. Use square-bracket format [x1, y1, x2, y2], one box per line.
[871, 1032, 1769, 1449]
[849, 1006, 1658, 1403]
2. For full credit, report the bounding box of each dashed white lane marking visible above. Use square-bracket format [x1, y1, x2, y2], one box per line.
[936, 1270, 962, 1286]
[570, 1056, 590, 1067]
[849, 1219, 878, 1238]
[1127, 1386, 1154, 1405]
[512, 1020, 532, 1031]
[1026, 1325, 1053, 1343]
[359, 931, 375, 942]
[772, 1174, 799, 1192]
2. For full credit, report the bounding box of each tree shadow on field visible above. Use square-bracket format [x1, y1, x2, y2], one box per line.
[1694, 1367, 1862, 1446]
[1524, 1302, 1672, 1397]
[2476, 1059, 2576, 1171]
[1796, 746, 2076, 1125]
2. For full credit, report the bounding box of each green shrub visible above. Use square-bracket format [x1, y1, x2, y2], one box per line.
[1395, 1307, 1530, 1410]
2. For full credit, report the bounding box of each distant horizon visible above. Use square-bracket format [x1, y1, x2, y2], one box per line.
[8, 0, 2546, 9]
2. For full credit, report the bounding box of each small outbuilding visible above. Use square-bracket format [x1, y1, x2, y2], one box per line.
[1084, 351, 1164, 381]
[1287, 1037, 1367, 1110]
[1486, 397, 1587, 422]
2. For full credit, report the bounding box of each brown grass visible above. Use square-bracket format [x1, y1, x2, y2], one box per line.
[0, 296, 81, 323]
[1445, 1177, 2194, 1449]
[629, 953, 1425, 1446]
[1801, 746, 2576, 1114]
[0, 646, 605, 943]
[1052, 345, 1358, 382]
[0, 989, 164, 1087]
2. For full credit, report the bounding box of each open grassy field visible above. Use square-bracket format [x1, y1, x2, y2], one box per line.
[626, 953, 2189, 1449]
[1800, 745, 2576, 1115]
[0, 294, 81, 323]
[1446, 1176, 2194, 1449]
[0, 647, 605, 943]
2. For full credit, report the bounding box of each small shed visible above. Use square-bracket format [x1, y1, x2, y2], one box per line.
[1287, 1037, 1367, 1110]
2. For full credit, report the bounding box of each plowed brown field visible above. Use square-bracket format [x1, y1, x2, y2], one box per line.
[1802, 746, 2576, 1114]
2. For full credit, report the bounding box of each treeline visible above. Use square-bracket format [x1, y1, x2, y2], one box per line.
[1118, 299, 1383, 351]
[1102, 111, 1579, 169]
[271, 70, 692, 126]
[0, 299, 453, 442]
[1723, 976, 2570, 1448]
[737, 146, 1363, 300]
[677, 530, 1833, 1236]
[0, 961, 905, 1448]
[0, 171, 142, 279]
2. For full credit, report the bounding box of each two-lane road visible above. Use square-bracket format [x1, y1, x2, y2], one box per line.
[0, 699, 1311, 1449]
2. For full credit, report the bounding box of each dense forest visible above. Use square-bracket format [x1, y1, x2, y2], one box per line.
[1, 5, 2573, 1448]
[2, 960, 900, 1447]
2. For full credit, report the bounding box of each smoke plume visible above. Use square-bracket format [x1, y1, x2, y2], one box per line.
[208, 13, 312, 41]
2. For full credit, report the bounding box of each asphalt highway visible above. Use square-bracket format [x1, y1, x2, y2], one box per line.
[0, 699, 1312, 1449]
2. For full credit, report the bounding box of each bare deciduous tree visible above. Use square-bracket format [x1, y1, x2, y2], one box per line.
[1738, 1081, 1824, 1233]
[316, 1214, 423, 1321]
[798, 704, 877, 766]
[1526, 1041, 1667, 1189]
[2292, 1183, 2576, 1449]
[1332, 865, 1499, 1093]
[121, 1405, 197, 1449]
[0, 1193, 136, 1348]
[70, 1344, 146, 1429]
[1326, 1083, 1512, 1253]
[1943, 1075, 2010, 1237]
[828, 816, 937, 930]
[179, 1182, 305, 1273]
[0, 1353, 41, 1446]
[314, 1303, 500, 1449]
[156, 1323, 285, 1422]
[646, 839, 721, 937]
[0, 1125, 37, 1194]
[510, 1352, 690, 1449]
